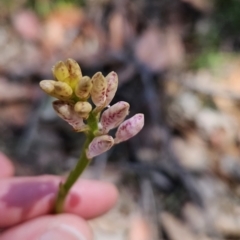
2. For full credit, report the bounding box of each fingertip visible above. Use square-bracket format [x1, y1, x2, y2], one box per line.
[0, 152, 15, 178]
[1, 214, 92, 240]
[103, 181, 119, 207]
[0, 177, 119, 228]
[65, 180, 119, 219]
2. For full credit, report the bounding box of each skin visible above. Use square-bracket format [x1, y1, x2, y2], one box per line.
[0, 153, 118, 240]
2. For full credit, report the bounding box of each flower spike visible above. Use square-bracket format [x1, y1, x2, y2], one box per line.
[39, 58, 144, 214]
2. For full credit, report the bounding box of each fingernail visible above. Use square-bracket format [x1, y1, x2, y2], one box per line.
[39, 224, 87, 240]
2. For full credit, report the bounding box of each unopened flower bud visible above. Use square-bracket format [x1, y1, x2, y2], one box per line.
[100, 101, 129, 133]
[86, 135, 114, 159]
[53, 100, 87, 132]
[75, 76, 92, 100]
[52, 61, 70, 82]
[39, 80, 55, 94]
[105, 71, 118, 106]
[114, 114, 144, 144]
[74, 101, 92, 119]
[65, 58, 82, 88]
[39, 80, 73, 99]
[54, 81, 73, 97]
[90, 72, 107, 106]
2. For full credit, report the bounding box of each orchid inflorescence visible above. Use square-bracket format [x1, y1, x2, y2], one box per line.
[40, 58, 144, 213]
[40, 58, 144, 159]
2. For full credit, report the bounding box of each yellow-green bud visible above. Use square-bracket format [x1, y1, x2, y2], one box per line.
[52, 61, 70, 82]
[39, 80, 55, 94]
[39, 80, 73, 100]
[65, 58, 82, 88]
[54, 81, 73, 98]
[90, 72, 107, 106]
[75, 76, 92, 100]
[74, 101, 92, 119]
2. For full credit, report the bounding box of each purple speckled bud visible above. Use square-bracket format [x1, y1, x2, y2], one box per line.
[52, 100, 87, 132]
[100, 101, 129, 133]
[86, 135, 114, 159]
[104, 71, 118, 106]
[114, 113, 144, 144]
[90, 72, 107, 107]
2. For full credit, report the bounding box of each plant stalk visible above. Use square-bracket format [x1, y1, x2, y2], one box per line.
[54, 112, 98, 213]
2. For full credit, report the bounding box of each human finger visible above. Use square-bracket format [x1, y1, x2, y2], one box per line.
[0, 214, 92, 240]
[0, 175, 118, 228]
[0, 153, 14, 178]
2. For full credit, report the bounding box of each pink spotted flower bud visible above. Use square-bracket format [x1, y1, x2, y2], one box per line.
[53, 100, 88, 132]
[86, 135, 114, 159]
[114, 113, 144, 144]
[90, 72, 107, 106]
[104, 71, 118, 107]
[100, 101, 129, 133]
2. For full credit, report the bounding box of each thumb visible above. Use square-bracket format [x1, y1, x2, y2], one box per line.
[0, 214, 92, 240]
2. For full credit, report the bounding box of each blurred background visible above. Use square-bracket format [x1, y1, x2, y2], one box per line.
[1, 0, 240, 239]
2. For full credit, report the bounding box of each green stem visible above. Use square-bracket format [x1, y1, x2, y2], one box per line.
[54, 112, 98, 213]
